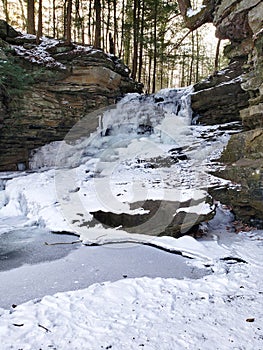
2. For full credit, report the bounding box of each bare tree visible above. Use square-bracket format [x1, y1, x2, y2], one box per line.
[131, 0, 139, 80]
[94, 0, 102, 48]
[65, 0, 72, 44]
[214, 38, 221, 72]
[36, 0, 43, 44]
[2, 0, 9, 22]
[27, 0, 35, 34]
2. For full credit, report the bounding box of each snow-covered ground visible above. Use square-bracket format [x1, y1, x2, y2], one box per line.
[0, 88, 262, 349]
[0, 206, 262, 349]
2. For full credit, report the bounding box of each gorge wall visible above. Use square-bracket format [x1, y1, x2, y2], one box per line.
[189, 0, 262, 126]
[183, 0, 263, 226]
[0, 21, 142, 171]
[213, 0, 263, 227]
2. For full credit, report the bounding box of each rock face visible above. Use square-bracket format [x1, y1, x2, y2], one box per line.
[210, 129, 263, 227]
[180, 0, 262, 225]
[195, 0, 263, 226]
[191, 0, 262, 127]
[0, 21, 142, 171]
[214, 0, 263, 131]
[191, 60, 249, 124]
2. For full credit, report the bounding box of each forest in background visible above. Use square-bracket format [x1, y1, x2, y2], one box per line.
[1, 0, 228, 92]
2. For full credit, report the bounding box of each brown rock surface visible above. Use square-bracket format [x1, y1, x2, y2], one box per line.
[182, 0, 263, 225]
[0, 25, 142, 171]
[210, 129, 263, 227]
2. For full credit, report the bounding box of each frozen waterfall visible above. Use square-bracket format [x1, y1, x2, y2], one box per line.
[0, 87, 238, 244]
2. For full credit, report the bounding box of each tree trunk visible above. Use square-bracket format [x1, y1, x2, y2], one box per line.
[65, 0, 72, 44]
[75, 0, 81, 42]
[177, 0, 191, 18]
[109, 32, 114, 54]
[152, 0, 158, 93]
[27, 0, 35, 34]
[63, 0, 67, 39]
[53, 0, 56, 38]
[113, 0, 118, 55]
[106, 0, 111, 52]
[189, 31, 195, 85]
[195, 30, 200, 82]
[177, 0, 215, 31]
[138, 0, 144, 83]
[2, 0, 9, 22]
[147, 53, 152, 94]
[118, 0, 126, 58]
[36, 0, 43, 44]
[88, 0, 92, 44]
[94, 0, 102, 48]
[214, 39, 221, 72]
[101, 0, 106, 49]
[131, 0, 139, 80]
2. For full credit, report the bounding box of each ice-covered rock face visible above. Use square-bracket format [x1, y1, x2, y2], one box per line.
[0, 87, 237, 243]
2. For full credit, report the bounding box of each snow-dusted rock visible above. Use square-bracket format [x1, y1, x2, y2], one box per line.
[191, 61, 249, 125]
[0, 23, 141, 171]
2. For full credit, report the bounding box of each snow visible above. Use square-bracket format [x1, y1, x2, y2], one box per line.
[0, 86, 262, 348]
[187, 5, 206, 17]
[0, 206, 262, 349]
[11, 35, 101, 70]
[0, 87, 237, 244]
[13, 42, 67, 70]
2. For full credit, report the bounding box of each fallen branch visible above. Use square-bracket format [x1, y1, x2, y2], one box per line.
[44, 240, 81, 246]
[38, 323, 51, 332]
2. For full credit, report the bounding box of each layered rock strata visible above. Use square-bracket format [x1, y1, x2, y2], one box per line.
[0, 20, 142, 170]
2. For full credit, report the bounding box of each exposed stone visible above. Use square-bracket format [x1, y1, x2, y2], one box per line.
[184, 0, 263, 226]
[210, 129, 263, 227]
[215, 10, 252, 41]
[0, 25, 142, 171]
[191, 61, 249, 124]
[177, 0, 215, 31]
[220, 129, 263, 162]
[248, 1, 263, 34]
[240, 32, 263, 130]
[90, 198, 215, 238]
[0, 19, 20, 40]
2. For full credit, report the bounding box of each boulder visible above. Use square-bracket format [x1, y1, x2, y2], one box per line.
[90, 198, 215, 238]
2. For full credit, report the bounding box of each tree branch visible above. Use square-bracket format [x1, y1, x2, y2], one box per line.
[177, 0, 215, 31]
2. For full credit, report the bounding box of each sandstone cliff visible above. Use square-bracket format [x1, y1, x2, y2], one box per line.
[179, 0, 263, 226]
[190, 0, 262, 126]
[187, 0, 263, 226]
[213, 0, 263, 227]
[0, 20, 142, 171]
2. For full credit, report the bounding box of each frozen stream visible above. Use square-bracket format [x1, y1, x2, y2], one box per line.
[0, 228, 209, 309]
